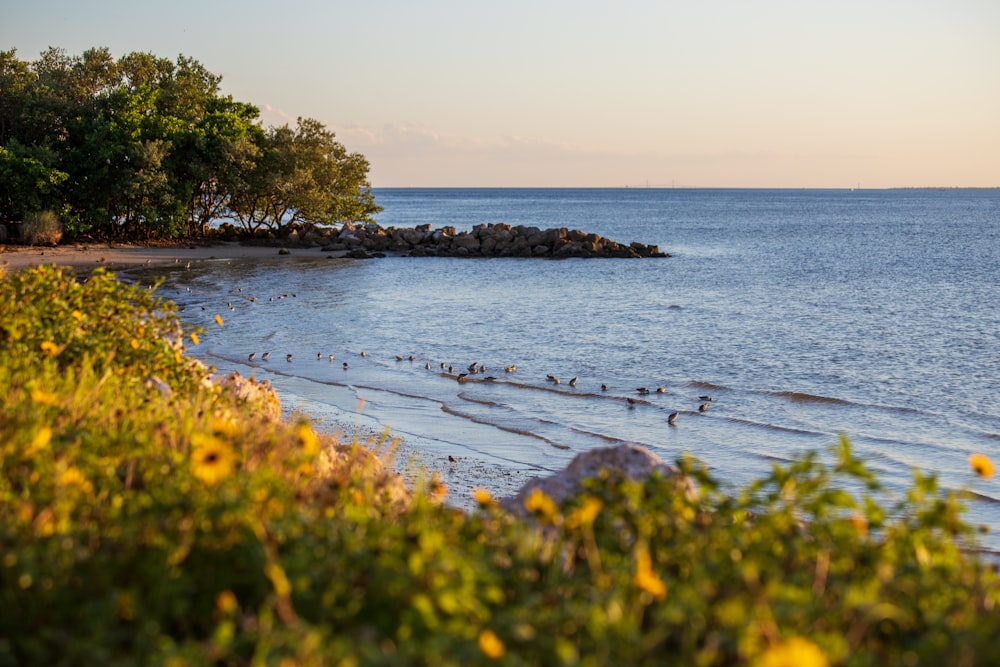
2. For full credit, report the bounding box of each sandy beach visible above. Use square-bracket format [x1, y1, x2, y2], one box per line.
[0, 241, 349, 275]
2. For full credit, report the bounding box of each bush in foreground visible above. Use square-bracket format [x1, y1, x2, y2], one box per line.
[1, 264, 998, 666]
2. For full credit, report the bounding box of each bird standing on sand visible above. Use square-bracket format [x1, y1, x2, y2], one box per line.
[668, 412, 679, 425]
[248, 352, 256, 361]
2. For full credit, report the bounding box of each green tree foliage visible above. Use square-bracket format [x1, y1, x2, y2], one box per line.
[0, 47, 380, 241]
[228, 117, 378, 234]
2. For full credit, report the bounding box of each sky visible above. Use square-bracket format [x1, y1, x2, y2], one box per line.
[3, 0, 999, 188]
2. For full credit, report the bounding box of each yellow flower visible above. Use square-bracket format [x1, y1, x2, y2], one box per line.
[40, 340, 61, 356]
[129, 338, 140, 350]
[214, 313, 224, 326]
[634, 543, 667, 600]
[755, 637, 828, 667]
[30, 388, 60, 406]
[430, 478, 448, 502]
[969, 453, 994, 479]
[524, 488, 558, 520]
[216, 590, 238, 614]
[59, 466, 90, 489]
[190, 332, 200, 346]
[27, 426, 52, 456]
[71, 310, 84, 322]
[478, 629, 506, 660]
[566, 496, 603, 529]
[297, 423, 320, 456]
[210, 416, 240, 439]
[473, 488, 494, 507]
[190, 433, 236, 485]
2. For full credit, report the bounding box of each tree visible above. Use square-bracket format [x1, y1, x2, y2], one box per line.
[0, 47, 380, 242]
[229, 117, 380, 234]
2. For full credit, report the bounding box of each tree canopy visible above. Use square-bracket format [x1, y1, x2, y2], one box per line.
[0, 47, 380, 241]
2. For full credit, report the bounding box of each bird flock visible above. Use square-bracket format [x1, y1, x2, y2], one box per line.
[239, 345, 717, 427]
[173, 278, 717, 429]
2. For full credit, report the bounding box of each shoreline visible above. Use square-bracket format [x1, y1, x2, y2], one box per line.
[2, 242, 536, 508]
[0, 241, 349, 275]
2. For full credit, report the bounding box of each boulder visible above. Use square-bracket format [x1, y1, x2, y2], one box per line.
[503, 444, 695, 516]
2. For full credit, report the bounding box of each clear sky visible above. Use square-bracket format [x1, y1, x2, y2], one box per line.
[4, 0, 998, 188]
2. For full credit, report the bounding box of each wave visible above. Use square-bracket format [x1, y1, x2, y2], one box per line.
[723, 417, 827, 437]
[770, 391, 854, 406]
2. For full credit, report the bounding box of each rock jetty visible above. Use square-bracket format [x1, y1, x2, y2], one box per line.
[247, 221, 669, 259]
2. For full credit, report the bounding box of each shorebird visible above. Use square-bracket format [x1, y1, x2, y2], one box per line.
[248, 352, 256, 361]
[457, 373, 469, 383]
[504, 365, 517, 373]
[667, 412, 679, 425]
[698, 402, 709, 412]
[440, 362, 447, 369]
[637, 387, 650, 395]
[360, 351, 367, 357]
[425, 362, 431, 370]
[601, 384, 608, 391]
[329, 354, 335, 362]
[261, 352, 270, 361]
[569, 376, 578, 387]
[317, 353, 323, 361]
[657, 387, 666, 393]
[468, 362, 479, 373]
[448, 455, 456, 465]
[699, 395, 713, 402]
[448, 365, 454, 373]
[626, 398, 637, 409]
[343, 362, 349, 370]
[396, 355, 404, 361]
[483, 376, 497, 382]
[286, 354, 293, 362]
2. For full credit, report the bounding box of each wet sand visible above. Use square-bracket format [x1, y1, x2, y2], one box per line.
[0, 241, 346, 275]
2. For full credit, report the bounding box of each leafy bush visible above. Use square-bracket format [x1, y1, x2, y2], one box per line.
[20, 210, 63, 246]
[1, 265, 998, 666]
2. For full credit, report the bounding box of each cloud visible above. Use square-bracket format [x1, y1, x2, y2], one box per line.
[257, 103, 298, 128]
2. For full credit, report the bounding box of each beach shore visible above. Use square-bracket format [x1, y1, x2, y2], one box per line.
[2, 240, 533, 508]
[0, 241, 345, 275]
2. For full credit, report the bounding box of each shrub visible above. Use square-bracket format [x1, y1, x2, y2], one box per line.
[20, 210, 63, 246]
[0, 264, 998, 666]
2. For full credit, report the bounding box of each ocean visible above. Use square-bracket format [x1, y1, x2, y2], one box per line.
[132, 188, 1000, 549]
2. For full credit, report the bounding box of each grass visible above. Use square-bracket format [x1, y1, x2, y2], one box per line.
[1, 264, 998, 666]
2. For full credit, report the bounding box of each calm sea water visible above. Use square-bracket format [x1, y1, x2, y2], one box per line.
[135, 188, 1000, 548]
